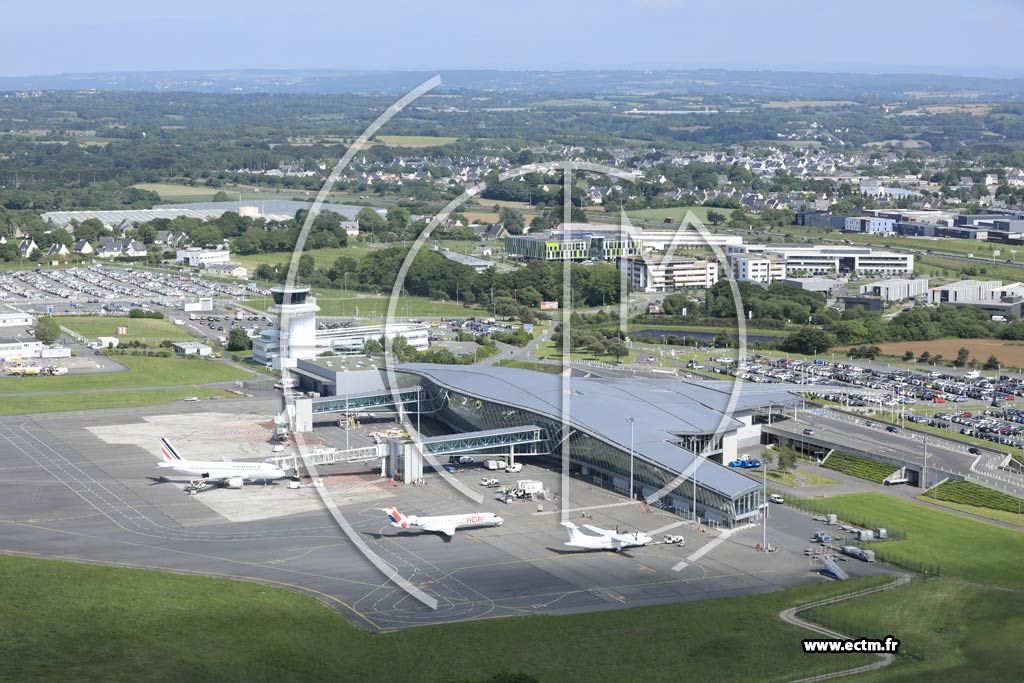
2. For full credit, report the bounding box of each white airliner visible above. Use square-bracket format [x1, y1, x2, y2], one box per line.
[156, 438, 287, 490]
[562, 522, 653, 551]
[382, 506, 504, 538]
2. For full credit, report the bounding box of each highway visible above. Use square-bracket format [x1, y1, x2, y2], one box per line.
[767, 408, 1024, 497]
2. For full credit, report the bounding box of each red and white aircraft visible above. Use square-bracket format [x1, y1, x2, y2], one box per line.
[382, 506, 504, 538]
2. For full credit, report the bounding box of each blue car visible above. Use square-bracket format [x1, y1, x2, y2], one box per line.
[728, 458, 762, 468]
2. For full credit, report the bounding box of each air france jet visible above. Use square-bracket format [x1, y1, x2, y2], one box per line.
[156, 438, 287, 491]
[381, 506, 503, 538]
[562, 522, 653, 552]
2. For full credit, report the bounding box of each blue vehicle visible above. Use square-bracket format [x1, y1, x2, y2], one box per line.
[728, 456, 762, 468]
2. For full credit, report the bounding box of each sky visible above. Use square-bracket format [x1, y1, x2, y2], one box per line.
[3, 0, 1023, 77]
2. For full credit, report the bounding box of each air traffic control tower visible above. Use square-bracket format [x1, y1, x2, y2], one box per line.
[269, 285, 319, 369]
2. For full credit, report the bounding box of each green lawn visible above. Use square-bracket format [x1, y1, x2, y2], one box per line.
[53, 316, 196, 343]
[920, 496, 1024, 526]
[766, 469, 839, 487]
[534, 341, 637, 364]
[495, 359, 564, 374]
[923, 480, 1024, 516]
[232, 245, 377, 271]
[0, 553, 881, 683]
[623, 206, 736, 225]
[790, 493, 1024, 587]
[822, 452, 900, 484]
[246, 290, 478, 319]
[806, 579, 1024, 682]
[0, 356, 254, 395]
[0, 389, 238, 415]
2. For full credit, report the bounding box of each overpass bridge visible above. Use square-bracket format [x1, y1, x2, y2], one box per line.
[762, 409, 1024, 496]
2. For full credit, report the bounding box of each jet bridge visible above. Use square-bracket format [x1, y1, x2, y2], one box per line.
[398, 425, 549, 484]
[294, 388, 425, 432]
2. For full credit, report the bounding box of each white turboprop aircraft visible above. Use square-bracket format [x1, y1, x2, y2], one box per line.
[562, 522, 654, 552]
[156, 437, 287, 491]
[382, 506, 504, 538]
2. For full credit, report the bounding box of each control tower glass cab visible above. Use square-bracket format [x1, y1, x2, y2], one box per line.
[268, 285, 319, 369]
[271, 286, 310, 307]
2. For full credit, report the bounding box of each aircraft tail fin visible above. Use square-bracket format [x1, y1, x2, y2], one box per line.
[562, 522, 585, 545]
[385, 506, 407, 528]
[159, 438, 184, 462]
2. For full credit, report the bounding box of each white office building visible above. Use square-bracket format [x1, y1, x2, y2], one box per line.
[176, 248, 232, 268]
[619, 256, 719, 292]
[730, 254, 788, 285]
[727, 244, 913, 278]
[860, 278, 930, 301]
[844, 216, 896, 235]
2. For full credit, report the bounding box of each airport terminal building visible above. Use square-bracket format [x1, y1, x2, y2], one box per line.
[387, 364, 800, 527]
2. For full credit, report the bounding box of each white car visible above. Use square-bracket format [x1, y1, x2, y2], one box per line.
[182, 396, 200, 402]
[769, 494, 785, 504]
[505, 463, 523, 473]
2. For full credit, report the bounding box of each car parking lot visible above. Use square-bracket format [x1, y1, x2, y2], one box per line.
[0, 264, 270, 311]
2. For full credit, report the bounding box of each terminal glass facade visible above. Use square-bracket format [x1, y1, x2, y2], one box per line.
[395, 370, 760, 526]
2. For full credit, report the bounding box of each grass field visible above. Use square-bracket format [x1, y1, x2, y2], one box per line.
[0, 388, 238, 416]
[922, 480, 1024, 516]
[232, 245, 378, 271]
[0, 553, 882, 683]
[872, 339, 1024, 371]
[375, 135, 457, 147]
[534, 341, 637, 364]
[793, 493, 1024, 587]
[495, 359, 563, 374]
[53, 316, 196, 343]
[822, 452, 899, 483]
[806, 579, 1024, 682]
[920, 496, 1024, 526]
[766, 469, 839, 487]
[0, 356, 253, 395]
[623, 206, 736, 225]
[246, 290, 476, 319]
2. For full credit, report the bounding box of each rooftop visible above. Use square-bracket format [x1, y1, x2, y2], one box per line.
[395, 364, 800, 498]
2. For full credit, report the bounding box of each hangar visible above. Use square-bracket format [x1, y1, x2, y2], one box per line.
[298, 364, 801, 527]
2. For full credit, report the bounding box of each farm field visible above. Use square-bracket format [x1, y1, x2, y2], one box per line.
[374, 135, 457, 147]
[53, 316, 196, 343]
[0, 553, 880, 683]
[0, 356, 253, 395]
[872, 339, 1024, 370]
[0, 388, 238, 416]
[762, 99, 859, 108]
[821, 452, 899, 484]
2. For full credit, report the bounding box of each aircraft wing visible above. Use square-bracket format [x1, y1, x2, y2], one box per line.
[582, 524, 616, 537]
[421, 523, 457, 537]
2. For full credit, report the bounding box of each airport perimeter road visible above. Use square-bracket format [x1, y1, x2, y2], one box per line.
[770, 410, 1024, 497]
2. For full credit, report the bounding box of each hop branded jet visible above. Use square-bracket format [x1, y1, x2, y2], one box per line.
[381, 506, 504, 538]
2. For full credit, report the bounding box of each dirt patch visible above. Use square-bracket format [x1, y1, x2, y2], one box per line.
[865, 338, 1024, 369]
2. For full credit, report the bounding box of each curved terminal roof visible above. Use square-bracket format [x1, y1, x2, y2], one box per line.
[395, 364, 801, 499]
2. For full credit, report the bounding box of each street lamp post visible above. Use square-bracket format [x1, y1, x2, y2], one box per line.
[627, 417, 635, 500]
